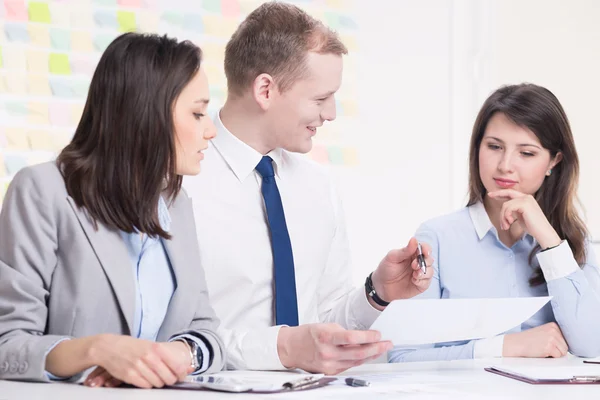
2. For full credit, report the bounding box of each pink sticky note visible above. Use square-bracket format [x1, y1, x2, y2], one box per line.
[221, 0, 240, 19]
[308, 144, 329, 165]
[118, 0, 142, 6]
[4, 0, 28, 21]
[49, 102, 71, 127]
[70, 57, 96, 75]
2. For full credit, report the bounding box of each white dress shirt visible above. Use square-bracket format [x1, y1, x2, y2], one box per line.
[183, 111, 380, 370]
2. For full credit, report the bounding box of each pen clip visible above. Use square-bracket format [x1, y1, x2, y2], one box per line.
[571, 375, 600, 382]
[283, 376, 320, 390]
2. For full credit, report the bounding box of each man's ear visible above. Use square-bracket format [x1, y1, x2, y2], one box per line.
[252, 73, 278, 111]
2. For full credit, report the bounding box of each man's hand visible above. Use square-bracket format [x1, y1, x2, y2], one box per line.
[277, 323, 393, 375]
[371, 237, 434, 308]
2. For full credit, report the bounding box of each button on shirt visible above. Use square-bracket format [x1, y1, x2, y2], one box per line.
[389, 201, 600, 362]
[183, 111, 380, 370]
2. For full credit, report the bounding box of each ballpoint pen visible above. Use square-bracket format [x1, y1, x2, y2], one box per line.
[417, 242, 427, 274]
[345, 377, 370, 387]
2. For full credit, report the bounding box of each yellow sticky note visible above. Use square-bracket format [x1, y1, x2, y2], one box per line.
[71, 103, 84, 125]
[27, 130, 54, 151]
[26, 50, 49, 74]
[0, 75, 6, 93]
[28, 24, 50, 47]
[27, 74, 51, 95]
[203, 64, 224, 86]
[5, 128, 29, 150]
[202, 15, 222, 36]
[0, 46, 3, 68]
[49, 53, 71, 75]
[28, 102, 50, 125]
[71, 31, 93, 52]
[28, 2, 52, 23]
[117, 11, 136, 32]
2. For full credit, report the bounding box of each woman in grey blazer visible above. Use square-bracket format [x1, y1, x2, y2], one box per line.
[0, 33, 224, 388]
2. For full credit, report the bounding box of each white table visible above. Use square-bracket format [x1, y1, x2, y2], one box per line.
[1, 356, 597, 399]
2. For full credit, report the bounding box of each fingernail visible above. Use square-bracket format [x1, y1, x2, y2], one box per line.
[89, 381, 97, 387]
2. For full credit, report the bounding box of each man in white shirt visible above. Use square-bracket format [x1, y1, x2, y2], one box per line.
[183, 2, 434, 375]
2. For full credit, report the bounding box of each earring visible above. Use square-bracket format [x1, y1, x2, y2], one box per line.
[546, 169, 552, 176]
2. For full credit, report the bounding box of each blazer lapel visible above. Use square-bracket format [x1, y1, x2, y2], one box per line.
[157, 194, 198, 340]
[67, 197, 135, 335]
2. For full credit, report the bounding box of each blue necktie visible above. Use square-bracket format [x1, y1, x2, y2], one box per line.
[255, 156, 299, 327]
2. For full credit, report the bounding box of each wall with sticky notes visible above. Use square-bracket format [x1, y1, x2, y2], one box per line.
[0, 0, 363, 206]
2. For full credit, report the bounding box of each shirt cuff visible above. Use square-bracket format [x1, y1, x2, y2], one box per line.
[350, 286, 382, 330]
[243, 325, 286, 370]
[474, 335, 505, 358]
[536, 240, 580, 281]
[170, 334, 211, 374]
[44, 338, 72, 381]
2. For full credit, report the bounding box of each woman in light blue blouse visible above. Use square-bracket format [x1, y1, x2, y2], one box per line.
[389, 83, 600, 362]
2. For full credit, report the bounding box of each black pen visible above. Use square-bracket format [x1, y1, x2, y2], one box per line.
[345, 377, 370, 387]
[583, 360, 600, 364]
[417, 242, 427, 274]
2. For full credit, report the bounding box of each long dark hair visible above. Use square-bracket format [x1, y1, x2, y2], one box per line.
[58, 32, 203, 239]
[467, 83, 587, 286]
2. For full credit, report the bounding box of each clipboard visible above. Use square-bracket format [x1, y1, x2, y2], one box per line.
[485, 366, 600, 384]
[169, 373, 336, 393]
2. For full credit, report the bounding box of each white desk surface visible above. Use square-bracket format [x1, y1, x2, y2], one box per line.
[1, 356, 597, 399]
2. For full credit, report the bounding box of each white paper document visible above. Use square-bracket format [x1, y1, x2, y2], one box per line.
[370, 296, 551, 345]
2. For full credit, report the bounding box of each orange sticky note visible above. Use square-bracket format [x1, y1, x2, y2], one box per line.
[137, 10, 159, 32]
[51, 132, 72, 152]
[27, 102, 50, 125]
[340, 99, 358, 117]
[4, 0, 28, 21]
[27, 130, 54, 151]
[342, 147, 359, 166]
[27, 74, 52, 95]
[71, 31, 93, 52]
[70, 103, 84, 125]
[0, 74, 6, 93]
[339, 34, 358, 52]
[26, 50, 49, 74]
[49, 3, 70, 26]
[28, 24, 50, 47]
[0, 153, 6, 177]
[3, 47, 26, 71]
[5, 74, 27, 95]
[5, 127, 29, 150]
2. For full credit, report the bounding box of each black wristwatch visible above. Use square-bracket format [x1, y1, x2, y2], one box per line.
[365, 272, 390, 307]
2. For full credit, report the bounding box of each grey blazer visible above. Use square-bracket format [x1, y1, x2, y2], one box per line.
[0, 162, 225, 382]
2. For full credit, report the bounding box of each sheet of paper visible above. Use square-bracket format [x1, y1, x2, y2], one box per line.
[370, 296, 551, 345]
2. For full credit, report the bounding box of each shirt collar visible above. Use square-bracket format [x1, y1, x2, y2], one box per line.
[468, 201, 494, 240]
[157, 195, 171, 233]
[468, 201, 535, 245]
[211, 110, 284, 182]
